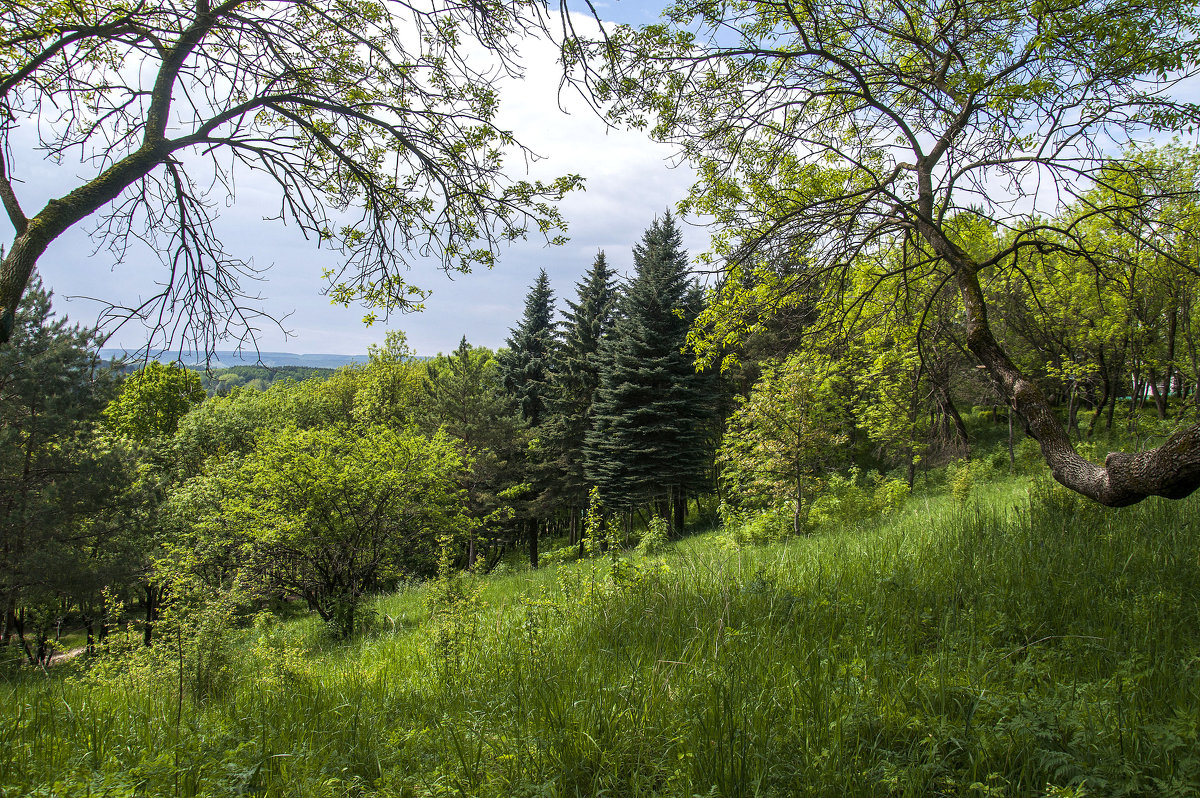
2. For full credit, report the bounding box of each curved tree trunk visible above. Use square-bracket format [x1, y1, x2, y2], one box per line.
[955, 266, 1200, 506]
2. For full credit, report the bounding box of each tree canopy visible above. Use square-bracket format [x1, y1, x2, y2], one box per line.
[105, 362, 206, 442]
[0, 0, 582, 354]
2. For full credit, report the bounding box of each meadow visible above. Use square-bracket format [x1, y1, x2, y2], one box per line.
[2, 462, 1199, 797]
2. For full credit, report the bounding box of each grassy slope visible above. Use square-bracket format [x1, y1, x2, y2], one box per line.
[3, 473, 1199, 797]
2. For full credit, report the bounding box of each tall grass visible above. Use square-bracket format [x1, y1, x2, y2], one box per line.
[2, 476, 1199, 796]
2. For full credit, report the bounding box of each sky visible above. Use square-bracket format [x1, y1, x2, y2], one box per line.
[26, 0, 702, 358]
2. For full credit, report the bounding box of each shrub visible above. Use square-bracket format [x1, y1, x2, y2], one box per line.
[808, 467, 875, 528]
[726, 506, 793, 547]
[637, 515, 670, 556]
[948, 459, 976, 503]
[873, 477, 910, 515]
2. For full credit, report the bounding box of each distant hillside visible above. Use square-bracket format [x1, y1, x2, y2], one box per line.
[100, 349, 369, 369]
[198, 365, 339, 395]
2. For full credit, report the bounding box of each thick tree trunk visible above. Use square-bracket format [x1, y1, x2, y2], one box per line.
[528, 519, 538, 570]
[956, 267, 1200, 506]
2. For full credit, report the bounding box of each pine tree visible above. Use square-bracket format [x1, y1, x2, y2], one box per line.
[539, 252, 617, 535]
[497, 269, 557, 427]
[585, 214, 718, 532]
[0, 275, 133, 658]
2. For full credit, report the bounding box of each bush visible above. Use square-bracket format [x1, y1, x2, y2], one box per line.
[873, 477, 910, 515]
[948, 459, 976, 503]
[540, 543, 583, 567]
[637, 515, 670, 556]
[808, 468, 874, 528]
[726, 506, 793, 547]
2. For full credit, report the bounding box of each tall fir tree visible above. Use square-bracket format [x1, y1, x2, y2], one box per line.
[585, 214, 718, 532]
[496, 270, 561, 566]
[497, 269, 557, 427]
[539, 252, 618, 536]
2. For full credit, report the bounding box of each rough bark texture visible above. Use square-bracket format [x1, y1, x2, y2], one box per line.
[956, 266, 1200, 506]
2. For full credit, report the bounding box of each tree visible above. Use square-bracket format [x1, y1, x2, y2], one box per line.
[210, 424, 465, 638]
[498, 269, 558, 427]
[718, 352, 851, 534]
[422, 338, 523, 567]
[497, 269, 559, 563]
[586, 214, 718, 531]
[0, 275, 133, 660]
[353, 329, 425, 429]
[540, 251, 617, 530]
[0, 0, 582, 354]
[591, 0, 1200, 506]
[104, 362, 206, 442]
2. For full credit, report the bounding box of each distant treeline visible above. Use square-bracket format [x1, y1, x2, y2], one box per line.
[197, 365, 337, 395]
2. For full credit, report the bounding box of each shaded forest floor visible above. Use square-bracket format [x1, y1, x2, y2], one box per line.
[3, 456, 1200, 796]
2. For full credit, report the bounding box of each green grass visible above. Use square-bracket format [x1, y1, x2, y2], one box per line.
[3, 473, 1199, 797]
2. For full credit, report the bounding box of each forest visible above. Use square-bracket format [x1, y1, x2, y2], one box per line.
[3, 0, 1200, 794]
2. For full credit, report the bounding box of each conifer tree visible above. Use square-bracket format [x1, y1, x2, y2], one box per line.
[421, 337, 522, 568]
[540, 252, 618, 535]
[495, 271, 560, 565]
[0, 275, 132, 657]
[585, 214, 718, 532]
[497, 269, 557, 427]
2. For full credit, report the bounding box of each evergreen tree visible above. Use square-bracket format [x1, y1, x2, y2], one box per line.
[421, 337, 523, 568]
[540, 252, 617, 529]
[0, 275, 133, 660]
[585, 214, 718, 533]
[497, 269, 557, 427]
[496, 270, 561, 565]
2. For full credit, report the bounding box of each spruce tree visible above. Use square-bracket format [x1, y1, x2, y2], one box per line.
[497, 269, 557, 427]
[585, 214, 718, 532]
[495, 271, 559, 565]
[539, 252, 617, 532]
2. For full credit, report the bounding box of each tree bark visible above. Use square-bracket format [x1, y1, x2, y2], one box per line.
[1088, 349, 1111, 438]
[1, 142, 171, 342]
[1147, 368, 1167, 420]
